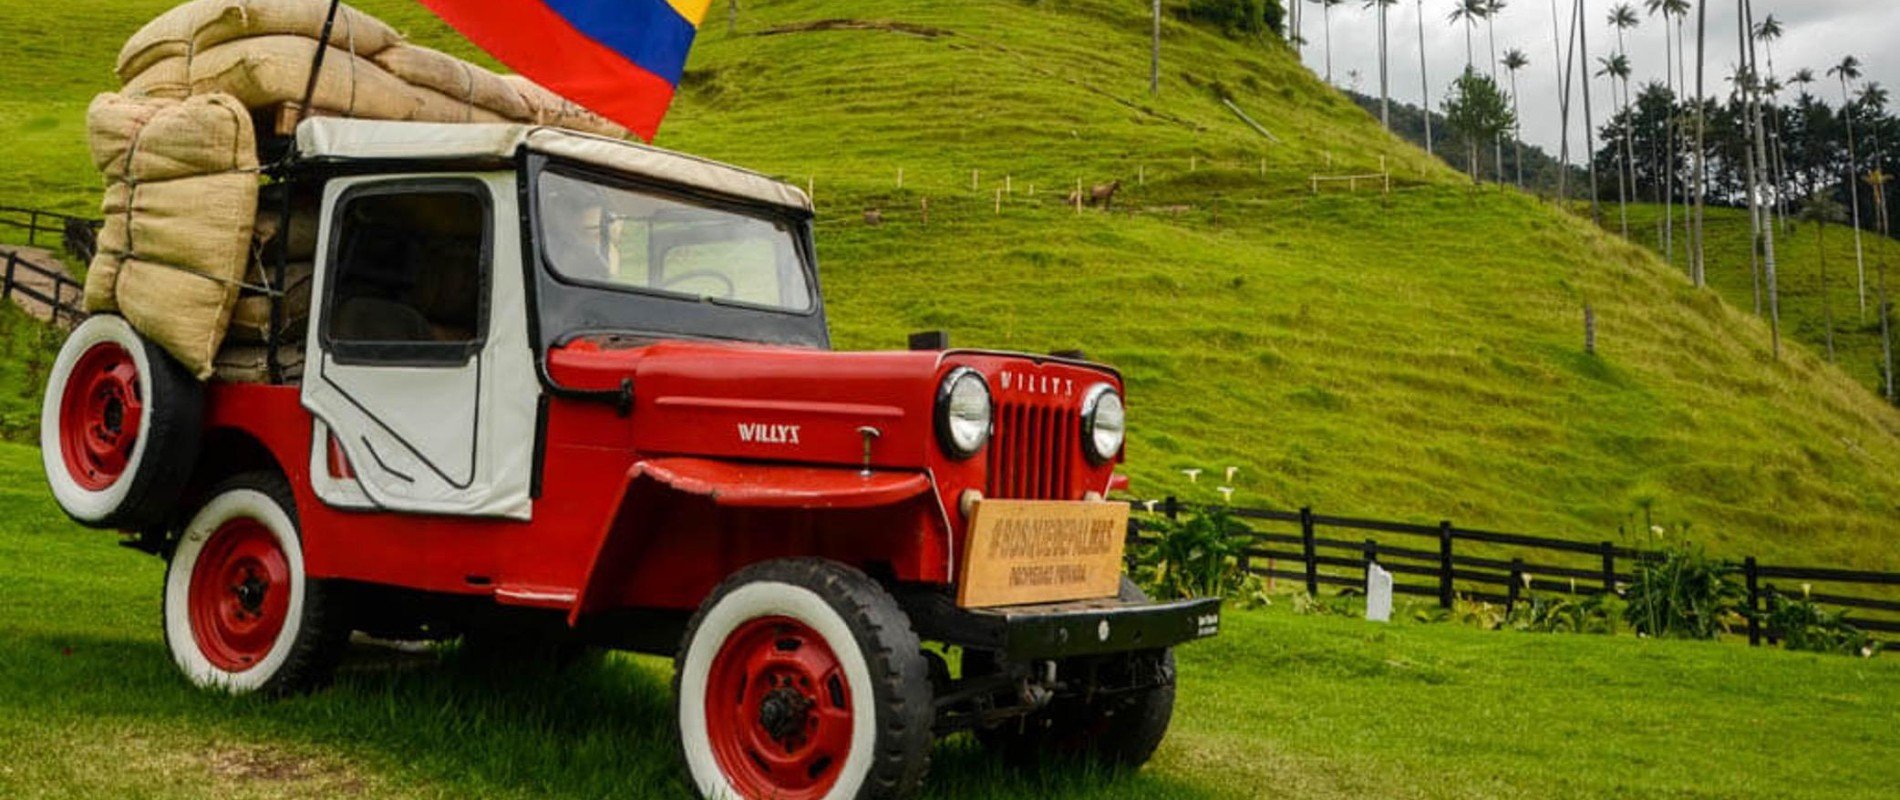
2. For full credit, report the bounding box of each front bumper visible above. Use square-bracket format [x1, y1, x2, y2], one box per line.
[902, 592, 1222, 661]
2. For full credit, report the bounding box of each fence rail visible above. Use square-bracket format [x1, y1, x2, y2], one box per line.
[1127, 498, 1900, 651]
[2, 248, 86, 326]
[0, 206, 99, 263]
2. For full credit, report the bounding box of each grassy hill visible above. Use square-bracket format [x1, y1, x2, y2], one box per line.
[2, 0, 1899, 569]
[0, 441, 1891, 799]
[1614, 202, 1900, 401]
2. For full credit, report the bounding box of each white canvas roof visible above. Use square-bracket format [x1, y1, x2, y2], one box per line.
[295, 119, 812, 213]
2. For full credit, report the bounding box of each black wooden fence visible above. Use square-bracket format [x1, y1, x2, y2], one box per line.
[0, 206, 99, 263]
[1, 248, 86, 326]
[1128, 498, 1900, 651]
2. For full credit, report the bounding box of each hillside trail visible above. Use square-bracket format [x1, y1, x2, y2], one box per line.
[0, 245, 82, 326]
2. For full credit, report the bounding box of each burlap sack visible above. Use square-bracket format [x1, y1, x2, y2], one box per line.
[125, 36, 423, 121]
[213, 342, 305, 383]
[85, 184, 133, 313]
[118, 0, 399, 83]
[501, 75, 630, 139]
[83, 91, 258, 378]
[374, 43, 532, 121]
[253, 202, 320, 262]
[228, 259, 313, 344]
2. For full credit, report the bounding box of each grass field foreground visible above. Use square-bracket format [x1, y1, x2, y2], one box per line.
[0, 441, 1894, 799]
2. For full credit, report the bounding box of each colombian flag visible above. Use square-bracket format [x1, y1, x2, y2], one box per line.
[415, 0, 711, 141]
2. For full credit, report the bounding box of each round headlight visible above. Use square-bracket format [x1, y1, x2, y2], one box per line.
[1082, 384, 1125, 463]
[936, 368, 992, 459]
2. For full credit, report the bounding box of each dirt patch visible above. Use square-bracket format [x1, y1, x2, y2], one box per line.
[756, 19, 954, 38]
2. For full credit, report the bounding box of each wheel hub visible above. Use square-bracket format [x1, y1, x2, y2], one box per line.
[187, 518, 290, 672]
[58, 341, 142, 491]
[703, 616, 854, 800]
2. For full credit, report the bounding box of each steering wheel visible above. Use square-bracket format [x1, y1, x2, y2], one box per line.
[660, 270, 736, 299]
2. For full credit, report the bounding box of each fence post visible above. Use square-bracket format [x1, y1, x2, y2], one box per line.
[3, 253, 15, 303]
[1300, 506, 1318, 596]
[1162, 495, 1179, 522]
[1600, 541, 1616, 595]
[1745, 557, 1761, 647]
[1506, 557, 1525, 611]
[1363, 538, 1378, 586]
[26, 210, 38, 246]
[1438, 521, 1454, 608]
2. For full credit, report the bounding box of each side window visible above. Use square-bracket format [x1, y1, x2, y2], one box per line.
[324, 183, 489, 361]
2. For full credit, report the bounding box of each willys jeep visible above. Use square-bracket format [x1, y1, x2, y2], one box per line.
[39, 118, 1221, 800]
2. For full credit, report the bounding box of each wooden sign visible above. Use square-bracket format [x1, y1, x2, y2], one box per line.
[957, 499, 1129, 608]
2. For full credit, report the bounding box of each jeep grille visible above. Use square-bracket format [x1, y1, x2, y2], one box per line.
[986, 399, 1078, 500]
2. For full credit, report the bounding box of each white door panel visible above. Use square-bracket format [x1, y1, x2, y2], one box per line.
[302, 173, 536, 520]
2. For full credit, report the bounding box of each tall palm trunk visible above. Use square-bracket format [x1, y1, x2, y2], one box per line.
[1551, 0, 1573, 201]
[1378, 2, 1391, 130]
[1578, 0, 1601, 221]
[1744, 0, 1780, 356]
[1510, 69, 1525, 186]
[1324, 2, 1335, 84]
[1661, 12, 1677, 269]
[1487, 13, 1504, 182]
[1691, 0, 1708, 286]
[1418, 0, 1434, 155]
[1842, 76, 1868, 316]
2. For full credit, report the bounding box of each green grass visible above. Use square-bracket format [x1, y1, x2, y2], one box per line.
[3, 3, 1899, 564]
[1, 440, 1893, 798]
[1615, 201, 1900, 400]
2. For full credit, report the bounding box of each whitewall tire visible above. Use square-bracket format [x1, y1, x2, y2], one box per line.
[674, 559, 933, 800]
[40, 314, 200, 529]
[162, 472, 346, 695]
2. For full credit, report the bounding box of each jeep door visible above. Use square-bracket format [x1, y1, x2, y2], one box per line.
[301, 173, 538, 519]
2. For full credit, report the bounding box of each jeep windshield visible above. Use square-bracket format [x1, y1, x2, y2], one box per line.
[527, 158, 829, 350]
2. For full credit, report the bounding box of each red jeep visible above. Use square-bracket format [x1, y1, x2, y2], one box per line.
[40, 119, 1220, 800]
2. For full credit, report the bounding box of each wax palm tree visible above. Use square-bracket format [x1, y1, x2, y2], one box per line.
[1742, 0, 1781, 356]
[1547, 0, 1572, 200]
[1577, 0, 1602, 222]
[1830, 55, 1867, 315]
[1607, 4, 1640, 237]
[1417, 0, 1435, 154]
[1312, 0, 1346, 85]
[1504, 48, 1531, 186]
[1647, 0, 1690, 269]
[1367, 0, 1400, 131]
[1483, 1, 1508, 179]
[1753, 14, 1790, 233]
[1861, 82, 1889, 217]
[1690, 0, 1709, 286]
[1800, 191, 1846, 362]
[1450, 0, 1484, 72]
[1598, 52, 1634, 235]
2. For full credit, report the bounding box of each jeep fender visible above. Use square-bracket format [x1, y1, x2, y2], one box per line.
[568, 458, 953, 623]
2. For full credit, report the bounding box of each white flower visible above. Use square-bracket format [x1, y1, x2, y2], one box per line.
[1182, 468, 1202, 483]
[1650, 525, 1665, 536]
[1801, 583, 1812, 598]
[1217, 486, 1235, 503]
[1225, 466, 1240, 482]
[1142, 500, 1158, 513]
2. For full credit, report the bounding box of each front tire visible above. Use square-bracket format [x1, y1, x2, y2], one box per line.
[674, 559, 933, 800]
[162, 472, 347, 695]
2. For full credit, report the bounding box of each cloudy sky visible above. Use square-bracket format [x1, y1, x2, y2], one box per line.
[1290, 0, 1899, 162]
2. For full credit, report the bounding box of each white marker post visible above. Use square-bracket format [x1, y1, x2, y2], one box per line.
[1366, 563, 1394, 623]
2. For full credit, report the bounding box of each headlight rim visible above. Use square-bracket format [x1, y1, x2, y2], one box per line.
[1080, 383, 1125, 464]
[935, 367, 992, 460]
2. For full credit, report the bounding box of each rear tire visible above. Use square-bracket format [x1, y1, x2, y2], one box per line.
[674, 559, 933, 800]
[41, 314, 200, 529]
[162, 472, 347, 695]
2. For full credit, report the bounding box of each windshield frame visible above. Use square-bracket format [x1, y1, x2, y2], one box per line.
[521, 153, 830, 352]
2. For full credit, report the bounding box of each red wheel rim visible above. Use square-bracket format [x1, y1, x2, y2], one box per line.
[58, 341, 143, 491]
[187, 519, 291, 672]
[704, 616, 854, 800]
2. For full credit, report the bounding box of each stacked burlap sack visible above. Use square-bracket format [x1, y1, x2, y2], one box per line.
[83, 0, 629, 380]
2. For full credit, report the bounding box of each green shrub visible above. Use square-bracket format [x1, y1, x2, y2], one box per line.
[1181, 0, 1284, 38]
[1506, 591, 1623, 635]
[1130, 506, 1256, 601]
[1761, 591, 1885, 657]
[1622, 543, 1745, 639]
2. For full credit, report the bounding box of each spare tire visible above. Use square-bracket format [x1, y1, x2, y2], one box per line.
[41, 314, 202, 529]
